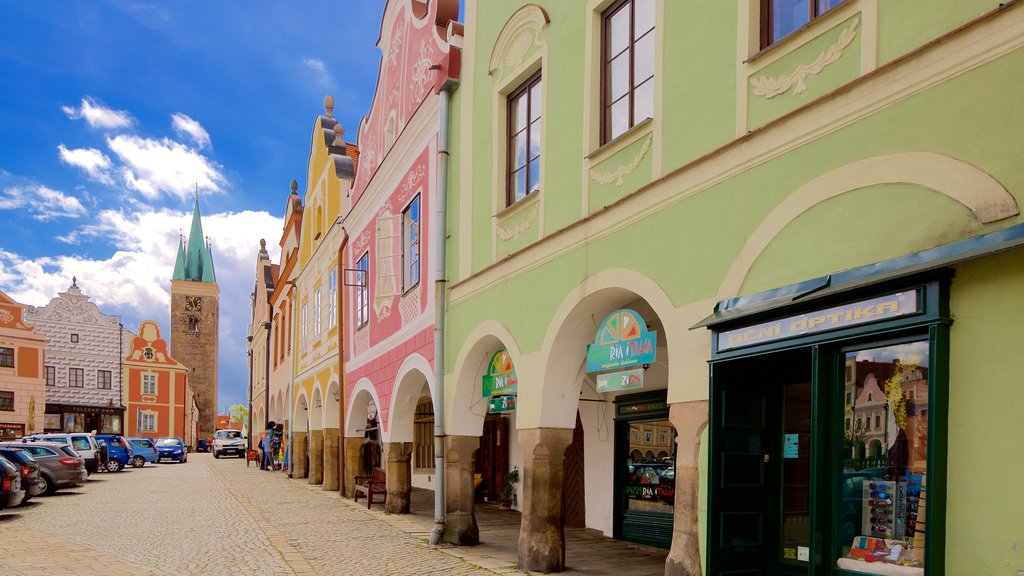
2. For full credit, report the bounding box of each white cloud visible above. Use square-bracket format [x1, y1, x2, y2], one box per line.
[0, 185, 86, 220]
[304, 58, 332, 86]
[57, 144, 115, 185]
[62, 97, 134, 130]
[107, 134, 227, 200]
[171, 113, 212, 150]
[0, 207, 282, 410]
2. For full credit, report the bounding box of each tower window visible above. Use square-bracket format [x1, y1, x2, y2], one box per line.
[188, 317, 200, 333]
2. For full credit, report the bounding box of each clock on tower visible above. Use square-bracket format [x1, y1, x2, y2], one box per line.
[185, 296, 203, 312]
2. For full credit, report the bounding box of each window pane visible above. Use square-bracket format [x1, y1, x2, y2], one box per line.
[608, 6, 629, 57]
[610, 97, 629, 140]
[529, 80, 542, 121]
[634, 0, 655, 38]
[773, 0, 810, 43]
[626, 420, 676, 514]
[609, 53, 629, 102]
[511, 132, 527, 170]
[818, 0, 844, 13]
[528, 157, 541, 194]
[633, 33, 654, 86]
[511, 92, 527, 131]
[839, 341, 929, 570]
[511, 168, 527, 203]
[529, 120, 541, 161]
[633, 78, 654, 125]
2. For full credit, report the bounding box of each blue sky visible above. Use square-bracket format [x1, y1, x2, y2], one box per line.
[0, 1, 398, 413]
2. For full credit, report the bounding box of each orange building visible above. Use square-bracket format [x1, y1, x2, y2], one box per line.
[123, 321, 193, 441]
[0, 290, 47, 439]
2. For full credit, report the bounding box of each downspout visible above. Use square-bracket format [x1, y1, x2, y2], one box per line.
[265, 306, 273, 432]
[429, 73, 458, 546]
[337, 234, 348, 496]
[288, 282, 297, 476]
[247, 348, 253, 449]
[119, 323, 124, 431]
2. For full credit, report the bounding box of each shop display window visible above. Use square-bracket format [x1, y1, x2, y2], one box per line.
[625, 419, 676, 514]
[837, 340, 928, 574]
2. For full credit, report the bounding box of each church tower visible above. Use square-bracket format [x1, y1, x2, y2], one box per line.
[170, 195, 219, 439]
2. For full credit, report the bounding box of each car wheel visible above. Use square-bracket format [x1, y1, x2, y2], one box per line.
[131, 456, 145, 468]
[38, 474, 54, 495]
[105, 459, 123, 473]
[213, 451, 220, 459]
[182, 453, 188, 463]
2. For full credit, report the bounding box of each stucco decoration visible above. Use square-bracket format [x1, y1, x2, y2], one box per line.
[751, 17, 860, 99]
[27, 282, 120, 327]
[488, 4, 549, 83]
[589, 134, 653, 186]
[0, 310, 11, 324]
[718, 152, 1020, 298]
[496, 205, 539, 242]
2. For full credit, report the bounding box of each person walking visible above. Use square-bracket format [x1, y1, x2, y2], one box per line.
[260, 427, 273, 471]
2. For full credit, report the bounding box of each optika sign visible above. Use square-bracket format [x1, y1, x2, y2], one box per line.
[717, 291, 919, 351]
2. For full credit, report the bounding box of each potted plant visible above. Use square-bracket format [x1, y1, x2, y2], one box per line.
[497, 466, 519, 510]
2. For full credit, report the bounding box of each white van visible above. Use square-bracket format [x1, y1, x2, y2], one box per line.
[213, 429, 246, 459]
[23, 433, 101, 474]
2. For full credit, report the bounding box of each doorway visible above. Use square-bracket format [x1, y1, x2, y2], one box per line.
[476, 414, 509, 502]
[563, 412, 586, 528]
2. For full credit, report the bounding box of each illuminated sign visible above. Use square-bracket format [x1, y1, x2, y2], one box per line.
[596, 368, 644, 393]
[482, 350, 517, 397]
[586, 309, 657, 373]
[488, 395, 516, 413]
[717, 291, 919, 351]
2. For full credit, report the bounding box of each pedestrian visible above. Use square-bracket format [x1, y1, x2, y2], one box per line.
[260, 428, 273, 471]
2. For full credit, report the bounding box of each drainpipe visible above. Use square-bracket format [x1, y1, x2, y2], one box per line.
[265, 308, 272, 433]
[429, 72, 458, 547]
[337, 233, 348, 496]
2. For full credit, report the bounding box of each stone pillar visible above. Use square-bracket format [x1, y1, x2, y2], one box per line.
[665, 400, 709, 576]
[343, 437, 364, 498]
[517, 427, 573, 573]
[291, 431, 308, 479]
[308, 429, 324, 485]
[322, 428, 340, 492]
[442, 435, 479, 545]
[384, 442, 413, 514]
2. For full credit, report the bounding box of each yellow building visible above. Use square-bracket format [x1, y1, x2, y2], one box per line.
[0, 290, 47, 439]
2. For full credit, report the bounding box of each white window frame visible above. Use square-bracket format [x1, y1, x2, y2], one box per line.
[142, 373, 157, 396]
[314, 287, 322, 334]
[139, 410, 157, 433]
[403, 194, 421, 291]
[355, 252, 369, 328]
[328, 269, 337, 329]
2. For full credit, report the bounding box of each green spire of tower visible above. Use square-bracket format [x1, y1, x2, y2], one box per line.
[172, 235, 187, 281]
[179, 194, 217, 283]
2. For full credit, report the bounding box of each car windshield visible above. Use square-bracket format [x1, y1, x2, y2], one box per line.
[157, 439, 182, 446]
[71, 437, 91, 450]
[216, 431, 242, 439]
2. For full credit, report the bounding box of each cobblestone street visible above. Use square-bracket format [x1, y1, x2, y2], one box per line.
[0, 453, 500, 576]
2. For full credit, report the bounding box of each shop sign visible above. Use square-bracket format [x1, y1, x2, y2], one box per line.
[586, 309, 657, 373]
[717, 291, 919, 352]
[482, 349, 518, 397]
[488, 395, 516, 413]
[617, 401, 667, 417]
[596, 368, 644, 393]
[64, 405, 122, 415]
[0, 422, 25, 431]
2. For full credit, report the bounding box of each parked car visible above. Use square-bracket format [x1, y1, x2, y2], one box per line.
[22, 433, 101, 474]
[155, 437, 188, 463]
[195, 439, 210, 453]
[213, 429, 246, 459]
[7, 441, 88, 494]
[94, 435, 133, 472]
[0, 447, 42, 502]
[0, 455, 25, 509]
[126, 437, 158, 467]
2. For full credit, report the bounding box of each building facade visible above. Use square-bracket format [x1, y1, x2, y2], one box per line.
[267, 182, 303, 449]
[24, 278, 132, 435]
[170, 196, 220, 439]
[444, 1, 1024, 574]
[124, 320, 194, 441]
[247, 238, 278, 448]
[0, 289, 47, 439]
[288, 96, 356, 492]
[338, 0, 461, 514]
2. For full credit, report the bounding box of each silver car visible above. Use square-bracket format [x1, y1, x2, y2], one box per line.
[1, 441, 88, 494]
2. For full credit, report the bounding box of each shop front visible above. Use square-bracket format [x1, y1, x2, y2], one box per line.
[0, 422, 25, 440]
[702, 272, 949, 576]
[44, 404, 124, 434]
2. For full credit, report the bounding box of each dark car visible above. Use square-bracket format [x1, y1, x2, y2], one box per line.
[94, 435, 133, 472]
[0, 455, 25, 509]
[155, 437, 188, 463]
[7, 442, 87, 494]
[0, 447, 42, 501]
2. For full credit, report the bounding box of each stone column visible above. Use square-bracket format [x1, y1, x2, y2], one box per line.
[517, 427, 573, 573]
[343, 437, 364, 497]
[384, 442, 413, 514]
[665, 400, 709, 576]
[442, 435, 479, 545]
[322, 427, 340, 492]
[291, 431, 308, 479]
[308, 429, 324, 485]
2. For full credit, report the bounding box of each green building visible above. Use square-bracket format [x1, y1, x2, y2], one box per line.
[442, 1, 1024, 575]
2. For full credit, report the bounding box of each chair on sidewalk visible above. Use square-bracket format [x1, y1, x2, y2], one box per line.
[353, 468, 387, 509]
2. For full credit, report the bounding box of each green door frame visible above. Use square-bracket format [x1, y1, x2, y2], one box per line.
[707, 275, 949, 575]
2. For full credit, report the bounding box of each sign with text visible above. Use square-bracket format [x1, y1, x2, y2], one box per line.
[482, 349, 518, 397]
[717, 291, 919, 351]
[596, 368, 644, 393]
[586, 309, 657, 373]
[488, 395, 516, 413]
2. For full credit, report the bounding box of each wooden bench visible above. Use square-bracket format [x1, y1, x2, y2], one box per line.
[353, 468, 386, 508]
